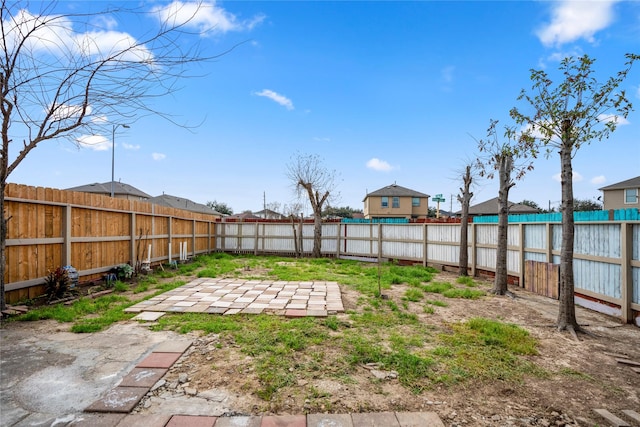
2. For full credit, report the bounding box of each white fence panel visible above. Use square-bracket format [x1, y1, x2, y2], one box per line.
[382, 241, 423, 260]
[476, 247, 496, 270]
[574, 224, 621, 257]
[524, 224, 547, 250]
[476, 224, 497, 245]
[428, 224, 460, 243]
[427, 244, 458, 264]
[575, 259, 621, 299]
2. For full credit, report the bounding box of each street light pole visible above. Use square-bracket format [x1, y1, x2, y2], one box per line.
[111, 124, 130, 197]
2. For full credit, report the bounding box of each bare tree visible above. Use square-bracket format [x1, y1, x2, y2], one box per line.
[456, 163, 476, 276]
[510, 54, 638, 333]
[286, 153, 339, 258]
[282, 202, 303, 257]
[0, 1, 234, 310]
[476, 120, 536, 295]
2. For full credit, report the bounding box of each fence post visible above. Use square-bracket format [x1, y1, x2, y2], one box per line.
[518, 223, 525, 287]
[62, 204, 71, 266]
[545, 222, 553, 263]
[378, 223, 382, 261]
[130, 212, 136, 266]
[167, 216, 173, 263]
[192, 219, 196, 258]
[254, 222, 259, 256]
[470, 223, 477, 277]
[621, 222, 632, 323]
[422, 223, 428, 267]
[336, 223, 341, 258]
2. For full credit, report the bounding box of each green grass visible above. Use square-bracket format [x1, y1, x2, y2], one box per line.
[442, 288, 485, 299]
[14, 254, 544, 401]
[456, 276, 477, 287]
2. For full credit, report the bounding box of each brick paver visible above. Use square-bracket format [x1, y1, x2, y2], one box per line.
[165, 415, 217, 427]
[125, 279, 344, 317]
[136, 352, 182, 368]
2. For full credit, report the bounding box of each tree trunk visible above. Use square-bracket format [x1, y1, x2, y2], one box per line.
[312, 211, 322, 258]
[493, 155, 513, 295]
[0, 180, 6, 311]
[557, 136, 578, 330]
[458, 166, 473, 276]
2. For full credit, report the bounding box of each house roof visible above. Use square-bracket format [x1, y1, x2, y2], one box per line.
[65, 181, 151, 199]
[363, 184, 430, 201]
[254, 209, 286, 219]
[457, 197, 540, 215]
[598, 176, 640, 191]
[148, 194, 221, 216]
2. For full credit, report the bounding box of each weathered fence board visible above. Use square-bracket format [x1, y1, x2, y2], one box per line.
[524, 260, 559, 299]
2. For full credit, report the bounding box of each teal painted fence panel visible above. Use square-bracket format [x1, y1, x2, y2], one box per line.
[342, 218, 409, 224]
[472, 208, 639, 223]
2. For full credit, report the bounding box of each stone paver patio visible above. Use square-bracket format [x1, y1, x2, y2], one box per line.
[125, 278, 344, 318]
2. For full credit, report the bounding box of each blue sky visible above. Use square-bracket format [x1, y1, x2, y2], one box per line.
[8, 1, 640, 214]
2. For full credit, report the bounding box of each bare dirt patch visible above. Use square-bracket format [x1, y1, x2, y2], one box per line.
[140, 271, 640, 426]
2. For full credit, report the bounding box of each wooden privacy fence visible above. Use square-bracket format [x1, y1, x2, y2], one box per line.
[214, 220, 640, 324]
[4, 184, 218, 302]
[4, 184, 640, 325]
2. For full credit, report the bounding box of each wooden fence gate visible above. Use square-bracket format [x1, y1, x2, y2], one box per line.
[524, 260, 559, 300]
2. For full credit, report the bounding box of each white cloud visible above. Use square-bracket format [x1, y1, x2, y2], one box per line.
[441, 65, 455, 84]
[254, 89, 294, 110]
[151, 1, 264, 35]
[598, 114, 630, 125]
[552, 171, 583, 183]
[536, 0, 618, 46]
[366, 158, 393, 172]
[3, 8, 153, 63]
[313, 137, 331, 143]
[152, 153, 166, 161]
[77, 134, 110, 151]
[122, 143, 140, 150]
[591, 175, 606, 185]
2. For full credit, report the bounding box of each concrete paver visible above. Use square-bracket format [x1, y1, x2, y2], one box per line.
[124, 279, 344, 317]
[214, 416, 262, 427]
[116, 414, 173, 427]
[351, 412, 400, 427]
[118, 368, 168, 388]
[154, 340, 193, 353]
[165, 415, 218, 427]
[85, 387, 149, 413]
[307, 413, 354, 426]
[136, 352, 182, 368]
[261, 415, 307, 427]
[68, 413, 126, 426]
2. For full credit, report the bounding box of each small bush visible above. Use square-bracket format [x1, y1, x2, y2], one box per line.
[44, 267, 70, 301]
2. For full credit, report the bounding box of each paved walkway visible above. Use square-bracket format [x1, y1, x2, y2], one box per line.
[83, 339, 445, 427]
[125, 279, 344, 317]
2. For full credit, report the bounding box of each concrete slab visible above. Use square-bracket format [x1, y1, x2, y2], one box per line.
[68, 413, 127, 426]
[136, 352, 182, 368]
[593, 409, 630, 427]
[285, 309, 307, 317]
[119, 368, 168, 388]
[261, 415, 307, 427]
[166, 415, 218, 427]
[307, 413, 354, 426]
[132, 311, 165, 321]
[215, 416, 262, 427]
[154, 340, 193, 353]
[621, 410, 640, 423]
[116, 414, 173, 427]
[85, 387, 149, 413]
[351, 412, 400, 427]
[395, 412, 445, 427]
